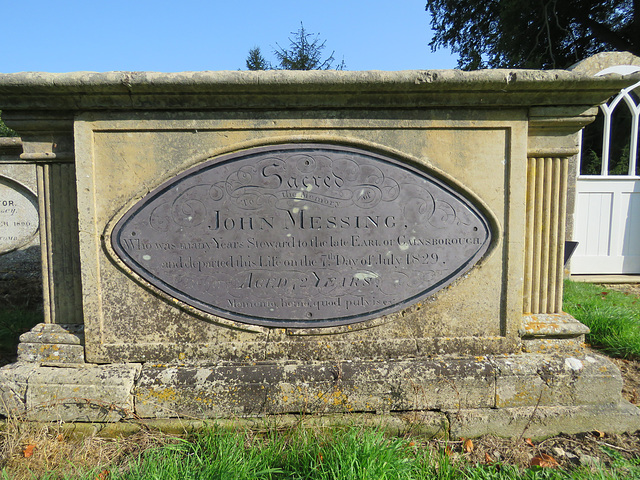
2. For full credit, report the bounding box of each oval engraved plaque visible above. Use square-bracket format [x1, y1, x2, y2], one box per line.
[111, 144, 492, 328]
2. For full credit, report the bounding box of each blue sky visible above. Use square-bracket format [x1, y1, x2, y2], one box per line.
[2, 0, 457, 73]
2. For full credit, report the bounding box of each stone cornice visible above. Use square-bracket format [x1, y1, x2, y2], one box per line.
[0, 70, 637, 111]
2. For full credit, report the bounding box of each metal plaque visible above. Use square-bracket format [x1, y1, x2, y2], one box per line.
[111, 144, 492, 328]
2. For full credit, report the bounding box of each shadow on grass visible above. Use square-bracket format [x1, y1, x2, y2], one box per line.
[0, 277, 43, 367]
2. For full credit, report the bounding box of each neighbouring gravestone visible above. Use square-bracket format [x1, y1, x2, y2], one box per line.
[0, 65, 639, 437]
[0, 140, 40, 286]
[0, 175, 38, 255]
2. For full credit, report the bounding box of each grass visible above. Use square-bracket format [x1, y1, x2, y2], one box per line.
[3, 424, 640, 480]
[563, 280, 640, 359]
[102, 427, 419, 480]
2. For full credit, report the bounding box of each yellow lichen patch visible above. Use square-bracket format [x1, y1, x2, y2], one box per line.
[524, 321, 559, 333]
[39, 344, 60, 353]
[193, 396, 215, 406]
[331, 390, 349, 406]
[316, 392, 329, 404]
[140, 387, 178, 403]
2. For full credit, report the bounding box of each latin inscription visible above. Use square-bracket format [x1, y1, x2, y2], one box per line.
[111, 144, 492, 327]
[0, 177, 38, 254]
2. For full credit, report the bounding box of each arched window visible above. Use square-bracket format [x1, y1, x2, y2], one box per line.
[580, 66, 640, 177]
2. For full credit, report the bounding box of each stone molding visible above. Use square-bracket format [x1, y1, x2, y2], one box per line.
[0, 70, 638, 110]
[17, 323, 85, 364]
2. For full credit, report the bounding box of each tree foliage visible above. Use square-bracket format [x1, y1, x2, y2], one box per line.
[425, 0, 638, 70]
[245, 47, 271, 71]
[246, 23, 345, 71]
[0, 111, 18, 137]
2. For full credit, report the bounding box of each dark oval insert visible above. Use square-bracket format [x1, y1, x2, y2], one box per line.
[110, 144, 492, 328]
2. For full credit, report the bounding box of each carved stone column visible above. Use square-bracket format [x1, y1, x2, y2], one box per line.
[2, 112, 84, 363]
[521, 107, 597, 351]
[3, 112, 82, 326]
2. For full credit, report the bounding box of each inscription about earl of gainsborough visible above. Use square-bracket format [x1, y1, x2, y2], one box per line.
[111, 144, 492, 327]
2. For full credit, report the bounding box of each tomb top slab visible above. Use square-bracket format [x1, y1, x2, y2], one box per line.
[0, 70, 637, 110]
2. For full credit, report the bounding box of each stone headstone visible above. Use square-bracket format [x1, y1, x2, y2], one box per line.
[0, 157, 40, 283]
[0, 175, 38, 255]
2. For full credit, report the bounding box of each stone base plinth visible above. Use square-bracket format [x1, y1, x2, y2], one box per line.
[17, 323, 85, 364]
[2, 350, 639, 438]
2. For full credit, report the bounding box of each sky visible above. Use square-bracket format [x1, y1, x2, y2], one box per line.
[1, 0, 457, 73]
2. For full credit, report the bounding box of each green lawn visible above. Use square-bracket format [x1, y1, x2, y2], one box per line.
[5, 426, 638, 480]
[563, 280, 640, 359]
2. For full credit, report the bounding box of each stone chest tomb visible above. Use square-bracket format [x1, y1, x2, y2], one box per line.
[1, 67, 639, 437]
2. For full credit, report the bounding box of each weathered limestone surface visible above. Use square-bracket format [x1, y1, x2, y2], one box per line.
[0, 69, 635, 110]
[135, 358, 496, 418]
[18, 323, 85, 364]
[1, 65, 639, 437]
[570, 51, 640, 75]
[0, 362, 39, 415]
[520, 313, 591, 355]
[134, 354, 626, 419]
[2, 351, 637, 439]
[25, 363, 140, 422]
[451, 403, 640, 439]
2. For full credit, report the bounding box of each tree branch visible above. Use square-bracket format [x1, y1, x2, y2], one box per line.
[577, 14, 636, 53]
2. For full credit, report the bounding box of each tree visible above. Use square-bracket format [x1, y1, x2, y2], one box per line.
[425, 0, 638, 70]
[246, 47, 271, 71]
[246, 23, 346, 71]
